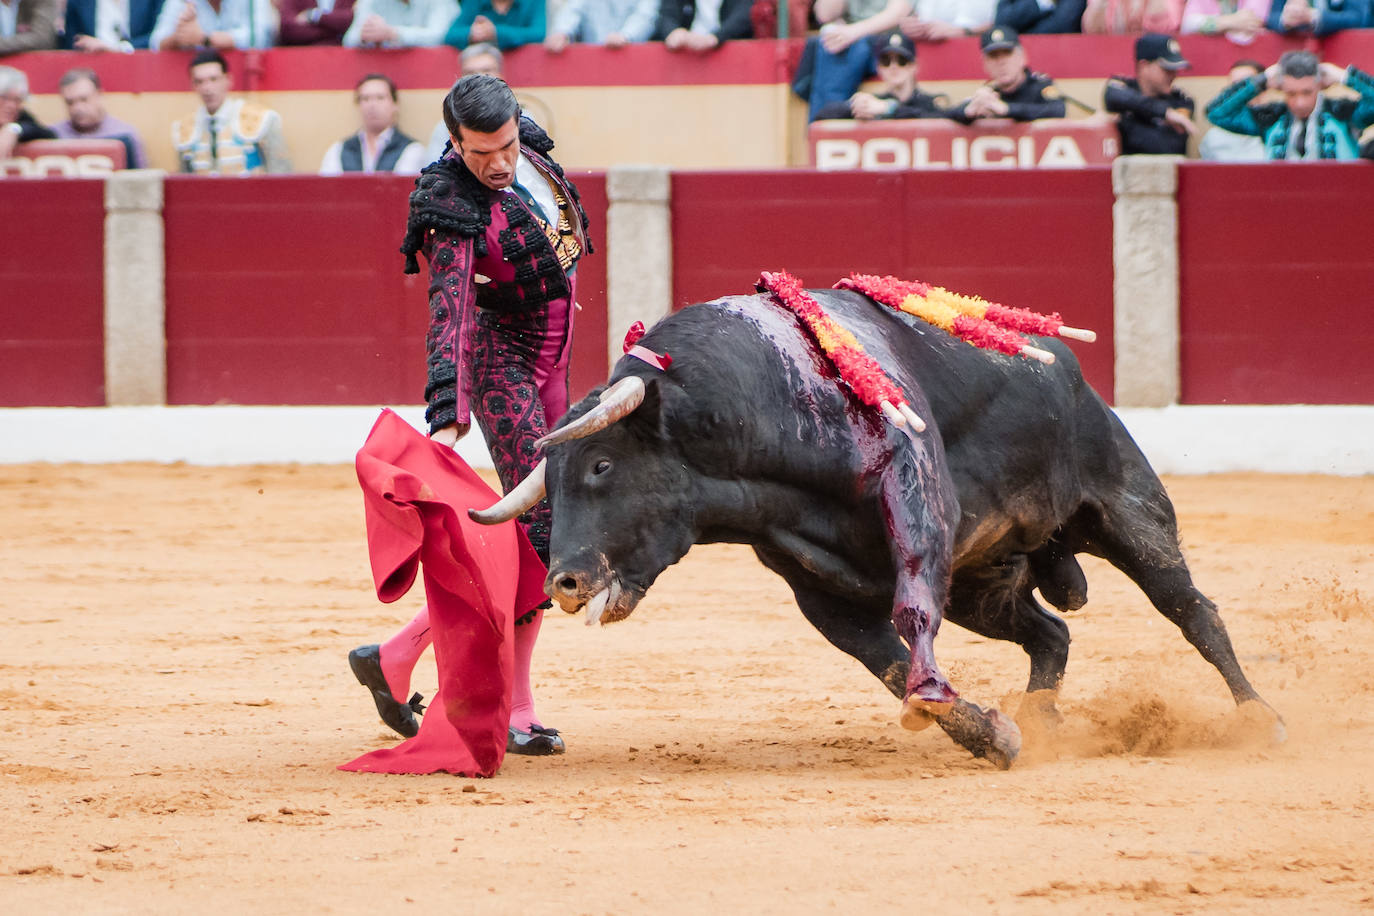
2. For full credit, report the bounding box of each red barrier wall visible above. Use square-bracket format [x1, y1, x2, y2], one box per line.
[163, 174, 425, 405]
[568, 172, 610, 404]
[160, 172, 609, 407]
[1177, 162, 1374, 405]
[0, 179, 105, 407]
[670, 169, 1116, 402]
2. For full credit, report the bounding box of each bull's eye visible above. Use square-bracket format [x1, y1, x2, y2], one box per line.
[593, 458, 611, 475]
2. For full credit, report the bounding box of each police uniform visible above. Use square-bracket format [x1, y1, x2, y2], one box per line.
[1104, 76, 1195, 155]
[949, 27, 1067, 124]
[813, 87, 948, 121]
[1104, 34, 1196, 156]
[949, 69, 1066, 123]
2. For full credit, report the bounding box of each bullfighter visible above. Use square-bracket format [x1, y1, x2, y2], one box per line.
[350, 73, 591, 757]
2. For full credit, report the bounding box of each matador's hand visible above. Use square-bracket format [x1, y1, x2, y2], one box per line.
[431, 423, 469, 447]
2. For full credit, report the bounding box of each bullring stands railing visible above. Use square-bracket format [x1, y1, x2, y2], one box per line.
[7, 32, 1374, 170]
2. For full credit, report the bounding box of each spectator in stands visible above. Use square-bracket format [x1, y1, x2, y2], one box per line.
[1207, 50, 1374, 159]
[993, 0, 1086, 32]
[445, 0, 545, 49]
[1198, 59, 1266, 159]
[545, 0, 659, 50]
[792, 0, 914, 121]
[1103, 33, 1195, 156]
[1179, 0, 1267, 42]
[51, 68, 148, 169]
[278, 0, 355, 44]
[655, 0, 755, 51]
[814, 31, 948, 119]
[0, 65, 55, 160]
[425, 43, 504, 161]
[1082, 0, 1182, 33]
[151, 0, 277, 49]
[344, 0, 455, 46]
[172, 49, 291, 174]
[1265, 0, 1370, 36]
[899, 0, 995, 42]
[460, 42, 504, 77]
[62, 0, 164, 50]
[320, 73, 426, 175]
[0, 0, 59, 54]
[947, 26, 1066, 122]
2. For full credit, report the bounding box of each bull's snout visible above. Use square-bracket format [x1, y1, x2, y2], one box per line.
[546, 567, 592, 615]
[545, 556, 630, 627]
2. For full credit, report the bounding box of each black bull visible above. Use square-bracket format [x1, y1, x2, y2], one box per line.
[474, 288, 1278, 768]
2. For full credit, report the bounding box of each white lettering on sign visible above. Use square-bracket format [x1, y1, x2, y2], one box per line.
[970, 136, 1015, 168]
[912, 139, 947, 170]
[859, 138, 910, 170]
[814, 135, 1098, 171]
[814, 140, 859, 171]
[0, 154, 116, 178]
[1039, 136, 1088, 168]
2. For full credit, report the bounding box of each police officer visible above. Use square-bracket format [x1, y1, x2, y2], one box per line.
[948, 27, 1066, 124]
[1104, 33, 1197, 156]
[812, 31, 948, 122]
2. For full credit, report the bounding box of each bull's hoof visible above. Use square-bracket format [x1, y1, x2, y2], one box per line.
[1016, 689, 1064, 732]
[936, 699, 1022, 769]
[982, 709, 1022, 771]
[1237, 699, 1287, 746]
[900, 696, 954, 732]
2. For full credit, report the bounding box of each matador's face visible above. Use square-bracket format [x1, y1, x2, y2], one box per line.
[454, 116, 519, 191]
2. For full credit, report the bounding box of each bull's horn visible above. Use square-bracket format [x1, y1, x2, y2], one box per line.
[536, 376, 647, 448]
[468, 458, 546, 525]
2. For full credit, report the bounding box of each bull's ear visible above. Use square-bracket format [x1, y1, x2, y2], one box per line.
[624, 376, 664, 439]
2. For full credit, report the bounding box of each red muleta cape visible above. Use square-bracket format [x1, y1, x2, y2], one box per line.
[339, 409, 548, 777]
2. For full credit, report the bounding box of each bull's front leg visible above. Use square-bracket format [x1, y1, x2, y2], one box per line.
[877, 440, 960, 732]
[891, 579, 957, 731]
[878, 437, 1021, 768]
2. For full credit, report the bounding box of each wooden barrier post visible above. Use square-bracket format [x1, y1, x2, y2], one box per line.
[104, 169, 167, 406]
[1112, 155, 1181, 408]
[606, 165, 672, 372]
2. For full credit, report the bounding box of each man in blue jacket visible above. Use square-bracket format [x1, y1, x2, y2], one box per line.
[994, 0, 1086, 33]
[63, 0, 164, 50]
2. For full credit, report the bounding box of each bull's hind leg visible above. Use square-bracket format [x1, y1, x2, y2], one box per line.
[946, 557, 1072, 726]
[1082, 455, 1277, 723]
[773, 575, 1020, 770]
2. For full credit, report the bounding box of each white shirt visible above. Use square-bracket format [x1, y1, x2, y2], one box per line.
[150, 0, 279, 49]
[318, 127, 428, 175]
[510, 153, 558, 224]
[690, 0, 724, 34]
[0, 0, 19, 38]
[96, 0, 131, 45]
[915, 0, 995, 27]
[342, 0, 458, 47]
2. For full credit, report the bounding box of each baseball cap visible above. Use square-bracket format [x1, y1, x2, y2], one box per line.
[1135, 33, 1190, 70]
[873, 31, 916, 64]
[980, 26, 1020, 54]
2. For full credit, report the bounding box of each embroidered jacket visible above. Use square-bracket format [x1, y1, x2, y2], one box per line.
[172, 98, 292, 175]
[1206, 66, 1374, 160]
[400, 117, 591, 432]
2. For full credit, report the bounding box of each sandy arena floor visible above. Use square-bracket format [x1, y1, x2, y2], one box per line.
[1, 464, 1372, 914]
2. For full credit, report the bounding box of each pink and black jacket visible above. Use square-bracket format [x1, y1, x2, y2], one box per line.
[400, 118, 592, 433]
